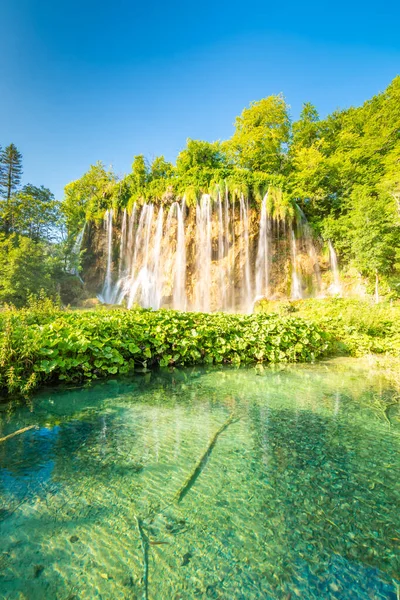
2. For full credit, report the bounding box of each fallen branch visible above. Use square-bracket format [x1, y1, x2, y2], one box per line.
[0, 425, 36, 443]
[135, 515, 149, 600]
[175, 414, 238, 503]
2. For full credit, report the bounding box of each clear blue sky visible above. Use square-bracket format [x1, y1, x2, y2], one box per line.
[1, 0, 399, 200]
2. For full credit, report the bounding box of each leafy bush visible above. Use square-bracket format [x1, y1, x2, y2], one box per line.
[255, 298, 400, 357]
[0, 308, 330, 397]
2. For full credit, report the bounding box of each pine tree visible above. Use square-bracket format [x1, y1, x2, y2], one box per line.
[0, 144, 23, 233]
[0, 143, 23, 201]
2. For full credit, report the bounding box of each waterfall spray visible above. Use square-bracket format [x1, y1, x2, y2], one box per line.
[99, 209, 114, 304]
[195, 194, 212, 312]
[255, 193, 269, 299]
[239, 195, 252, 310]
[95, 194, 330, 312]
[291, 229, 302, 300]
[70, 222, 86, 281]
[173, 200, 187, 310]
[328, 241, 342, 296]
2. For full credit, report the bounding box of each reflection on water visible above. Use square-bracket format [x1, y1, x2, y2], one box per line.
[0, 359, 399, 599]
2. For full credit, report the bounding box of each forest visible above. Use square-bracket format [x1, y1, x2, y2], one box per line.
[0, 76, 399, 306]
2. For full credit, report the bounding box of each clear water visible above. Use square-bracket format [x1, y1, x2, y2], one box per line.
[0, 359, 399, 599]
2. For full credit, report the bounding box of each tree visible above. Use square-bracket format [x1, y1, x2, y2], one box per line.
[349, 187, 399, 277]
[150, 155, 174, 180]
[0, 143, 23, 200]
[292, 103, 320, 149]
[11, 185, 63, 242]
[226, 95, 290, 173]
[176, 140, 226, 173]
[63, 162, 116, 232]
[0, 143, 23, 233]
[0, 234, 54, 306]
[131, 155, 148, 188]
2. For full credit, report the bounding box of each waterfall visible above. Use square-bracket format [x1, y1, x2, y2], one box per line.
[217, 193, 226, 310]
[296, 205, 321, 296]
[95, 194, 328, 312]
[255, 193, 269, 299]
[99, 209, 114, 304]
[70, 222, 86, 281]
[126, 204, 156, 309]
[118, 209, 127, 278]
[173, 200, 187, 310]
[291, 229, 303, 300]
[375, 271, 380, 304]
[239, 195, 252, 310]
[195, 194, 212, 312]
[328, 241, 342, 296]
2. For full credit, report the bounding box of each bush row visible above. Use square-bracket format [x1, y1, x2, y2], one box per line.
[0, 307, 330, 397]
[255, 298, 400, 357]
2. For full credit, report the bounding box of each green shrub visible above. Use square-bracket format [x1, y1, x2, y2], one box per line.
[0, 308, 330, 397]
[256, 298, 400, 357]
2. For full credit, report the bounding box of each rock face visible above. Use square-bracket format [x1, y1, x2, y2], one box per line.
[80, 194, 340, 311]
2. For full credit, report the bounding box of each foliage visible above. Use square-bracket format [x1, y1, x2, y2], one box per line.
[255, 298, 400, 357]
[225, 95, 290, 173]
[3, 184, 62, 242]
[0, 143, 23, 202]
[0, 307, 330, 397]
[62, 162, 117, 232]
[0, 143, 23, 234]
[60, 77, 399, 291]
[0, 235, 59, 306]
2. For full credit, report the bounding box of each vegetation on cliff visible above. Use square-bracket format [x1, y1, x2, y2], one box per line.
[64, 77, 400, 296]
[0, 77, 399, 305]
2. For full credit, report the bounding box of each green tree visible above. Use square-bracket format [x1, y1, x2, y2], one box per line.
[63, 162, 116, 232]
[11, 185, 62, 242]
[131, 155, 148, 188]
[0, 143, 23, 233]
[292, 102, 320, 149]
[349, 187, 400, 277]
[176, 139, 226, 173]
[150, 155, 174, 180]
[226, 95, 290, 173]
[0, 234, 54, 306]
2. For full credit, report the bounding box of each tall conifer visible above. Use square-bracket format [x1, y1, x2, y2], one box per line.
[0, 144, 23, 233]
[0, 143, 23, 200]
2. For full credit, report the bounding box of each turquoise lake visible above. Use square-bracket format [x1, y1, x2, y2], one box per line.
[0, 359, 399, 599]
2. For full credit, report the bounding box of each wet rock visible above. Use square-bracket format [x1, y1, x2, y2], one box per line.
[181, 552, 192, 566]
[34, 564, 45, 578]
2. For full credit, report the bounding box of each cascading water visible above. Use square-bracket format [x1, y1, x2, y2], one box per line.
[255, 193, 269, 299]
[296, 205, 322, 296]
[70, 222, 86, 281]
[93, 193, 341, 312]
[173, 200, 187, 311]
[99, 209, 114, 304]
[239, 195, 252, 311]
[118, 209, 127, 278]
[291, 229, 303, 300]
[195, 194, 212, 312]
[328, 241, 342, 296]
[217, 194, 226, 310]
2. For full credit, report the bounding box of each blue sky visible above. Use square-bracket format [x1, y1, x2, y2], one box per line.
[1, 0, 399, 200]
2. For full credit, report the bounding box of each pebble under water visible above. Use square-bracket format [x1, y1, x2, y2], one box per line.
[0, 359, 399, 599]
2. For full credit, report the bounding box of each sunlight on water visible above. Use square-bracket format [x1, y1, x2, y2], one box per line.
[0, 359, 399, 599]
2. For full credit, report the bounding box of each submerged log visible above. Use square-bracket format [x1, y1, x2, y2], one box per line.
[135, 515, 149, 600]
[0, 425, 35, 443]
[175, 414, 238, 503]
